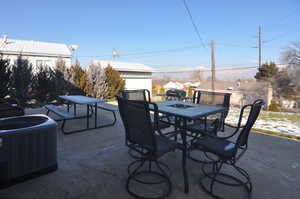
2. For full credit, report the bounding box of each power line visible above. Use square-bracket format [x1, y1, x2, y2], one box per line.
[181, 0, 207, 49]
[77, 45, 204, 58]
[77, 41, 255, 59]
[264, 7, 300, 32]
[216, 42, 255, 49]
[153, 66, 258, 73]
[264, 25, 300, 44]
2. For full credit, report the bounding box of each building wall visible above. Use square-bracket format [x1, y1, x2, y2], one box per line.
[123, 78, 152, 92]
[1, 54, 71, 71]
[119, 71, 152, 94]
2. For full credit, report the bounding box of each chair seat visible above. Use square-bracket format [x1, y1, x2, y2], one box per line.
[194, 136, 237, 159]
[155, 135, 182, 158]
[186, 120, 216, 134]
[0, 107, 25, 118]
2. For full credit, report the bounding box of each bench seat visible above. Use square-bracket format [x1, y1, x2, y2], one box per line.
[45, 105, 74, 119]
[97, 103, 118, 112]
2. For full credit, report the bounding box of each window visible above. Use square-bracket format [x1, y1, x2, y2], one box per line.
[36, 60, 52, 67]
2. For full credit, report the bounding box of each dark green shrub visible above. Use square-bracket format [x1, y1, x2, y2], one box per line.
[0, 58, 11, 98]
[33, 66, 56, 103]
[10, 56, 33, 105]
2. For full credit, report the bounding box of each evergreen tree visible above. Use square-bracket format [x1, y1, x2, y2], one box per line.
[54, 58, 69, 95]
[68, 60, 92, 95]
[33, 66, 56, 103]
[105, 65, 125, 99]
[80, 71, 93, 95]
[69, 60, 83, 87]
[10, 56, 33, 105]
[0, 58, 11, 98]
[255, 62, 278, 81]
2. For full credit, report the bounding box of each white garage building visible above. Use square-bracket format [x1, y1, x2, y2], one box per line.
[92, 60, 154, 93]
[0, 35, 72, 70]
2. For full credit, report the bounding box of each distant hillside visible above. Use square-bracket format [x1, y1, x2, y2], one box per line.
[153, 65, 257, 80]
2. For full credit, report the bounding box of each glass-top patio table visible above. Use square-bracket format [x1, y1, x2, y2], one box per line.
[151, 100, 228, 193]
[56, 95, 113, 134]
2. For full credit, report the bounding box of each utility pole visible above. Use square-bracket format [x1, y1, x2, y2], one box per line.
[258, 25, 262, 68]
[211, 40, 216, 91]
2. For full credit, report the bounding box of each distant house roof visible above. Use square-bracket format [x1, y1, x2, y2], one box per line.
[92, 60, 154, 72]
[0, 37, 71, 57]
[163, 81, 184, 89]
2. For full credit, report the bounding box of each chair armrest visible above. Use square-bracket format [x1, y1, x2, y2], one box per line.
[3, 98, 22, 107]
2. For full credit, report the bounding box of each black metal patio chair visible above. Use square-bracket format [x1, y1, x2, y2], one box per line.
[121, 89, 170, 131]
[121, 90, 172, 160]
[121, 89, 151, 102]
[0, 97, 25, 118]
[158, 89, 188, 128]
[117, 96, 182, 199]
[165, 89, 187, 101]
[187, 90, 231, 135]
[190, 99, 264, 199]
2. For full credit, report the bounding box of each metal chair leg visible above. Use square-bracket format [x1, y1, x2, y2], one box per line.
[126, 159, 172, 199]
[199, 160, 252, 199]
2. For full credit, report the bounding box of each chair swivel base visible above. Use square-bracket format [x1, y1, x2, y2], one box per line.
[199, 162, 252, 199]
[188, 149, 218, 164]
[128, 148, 144, 159]
[126, 159, 172, 199]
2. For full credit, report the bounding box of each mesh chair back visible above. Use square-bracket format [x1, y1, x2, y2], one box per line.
[193, 90, 231, 108]
[117, 96, 156, 153]
[121, 89, 151, 102]
[166, 89, 186, 101]
[237, 99, 264, 147]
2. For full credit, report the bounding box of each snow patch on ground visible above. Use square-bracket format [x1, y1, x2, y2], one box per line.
[226, 108, 300, 137]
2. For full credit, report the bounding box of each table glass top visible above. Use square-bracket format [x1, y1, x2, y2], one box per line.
[153, 101, 227, 119]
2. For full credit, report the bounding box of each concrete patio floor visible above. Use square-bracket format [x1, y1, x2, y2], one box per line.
[0, 105, 299, 199]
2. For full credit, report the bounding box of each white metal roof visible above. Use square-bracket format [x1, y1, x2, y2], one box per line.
[92, 60, 154, 72]
[0, 37, 71, 57]
[163, 81, 184, 89]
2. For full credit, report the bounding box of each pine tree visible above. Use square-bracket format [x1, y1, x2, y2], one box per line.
[255, 62, 278, 81]
[10, 56, 33, 105]
[68, 60, 92, 95]
[33, 66, 56, 103]
[54, 58, 69, 95]
[0, 58, 11, 98]
[105, 65, 125, 99]
[79, 72, 93, 95]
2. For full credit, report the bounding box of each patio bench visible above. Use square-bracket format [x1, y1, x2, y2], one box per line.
[96, 103, 118, 126]
[45, 104, 74, 120]
[97, 103, 118, 112]
[45, 104, 79, 134]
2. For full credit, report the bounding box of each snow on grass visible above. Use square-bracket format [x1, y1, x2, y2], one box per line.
[226, 107, 300, 137]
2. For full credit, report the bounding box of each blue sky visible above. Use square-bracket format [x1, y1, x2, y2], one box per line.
[1, 0, 299, 70]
